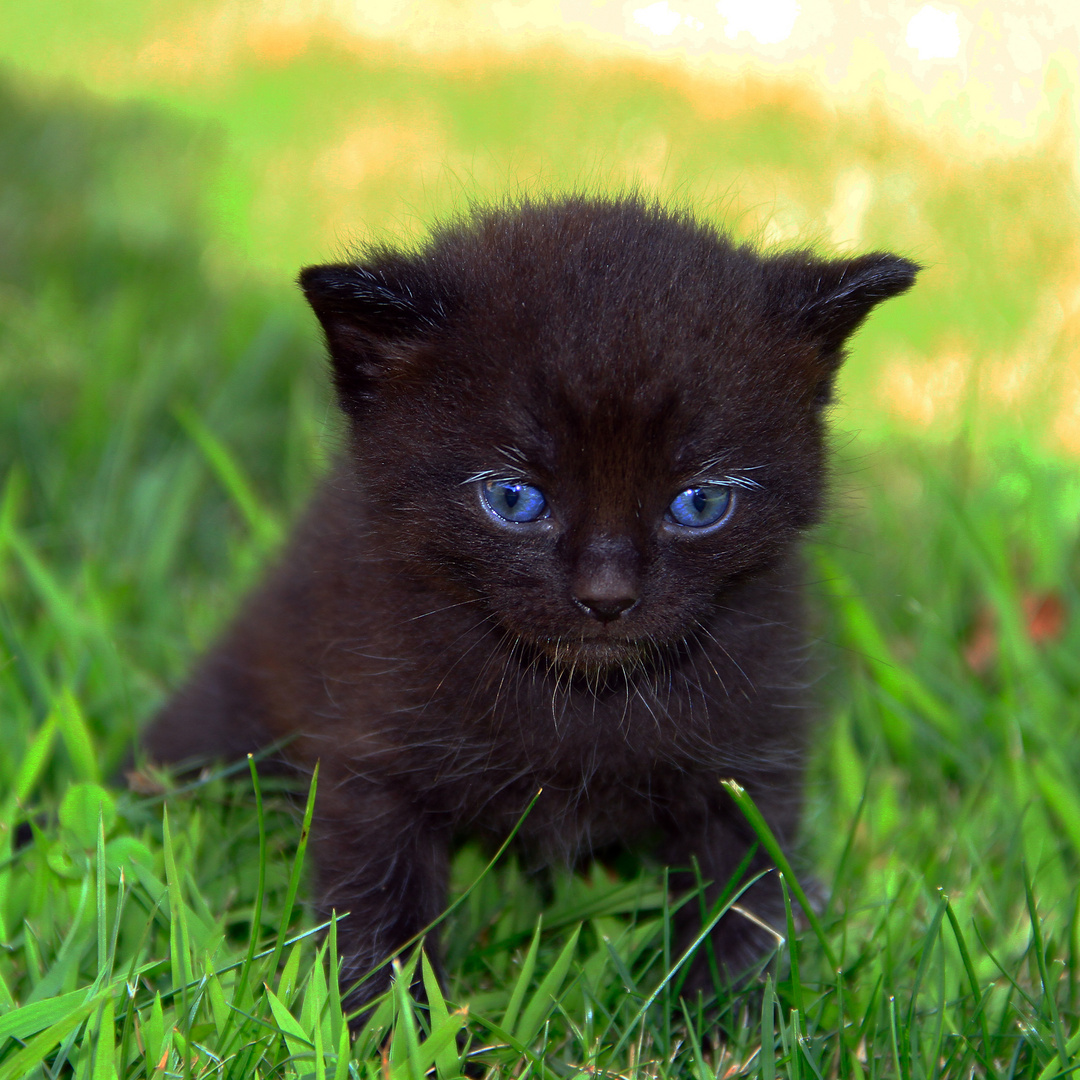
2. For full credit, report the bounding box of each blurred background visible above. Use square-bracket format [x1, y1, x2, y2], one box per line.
[3, 0, 1080, 452]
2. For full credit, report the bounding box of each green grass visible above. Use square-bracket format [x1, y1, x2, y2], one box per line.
[2, 65, 1080, 1079]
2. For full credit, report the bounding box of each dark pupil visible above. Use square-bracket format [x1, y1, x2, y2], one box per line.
[692, 490, 708, 514]
[504, 487, 520, 508]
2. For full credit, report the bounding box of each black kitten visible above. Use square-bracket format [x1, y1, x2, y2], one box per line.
[143, 195, 917, 1009]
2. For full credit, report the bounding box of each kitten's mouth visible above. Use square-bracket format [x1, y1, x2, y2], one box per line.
[535, 637, 649, 673]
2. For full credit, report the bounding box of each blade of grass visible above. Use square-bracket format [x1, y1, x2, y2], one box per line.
[24, 877, 92, 1005]
[327, 910, 344, 1050]
[390, 959, 425, 1080]
[903, 892, 946, 1037]
[1024, 861, 1070, 1069]
[888, 996, 905, 1080]
[7, 529, 96, 650]
[513, 924, 581, 1047]
[942, 890, 996, 1075]
[777, 1000, 799, 1080]
[94, 815, 110, 999]
[116, 982, 138, 1080]
[174, 404, 282, 550]
[277, 940, 302, 1005]
[4, 711, 58, 814]
[815, 551, 960, 743]
[502, 918, 541, 1037]
[721, 780, 838, 969]
[90, 997, 115, 1080]
[0, 711, 59, 943]
[678, 996, 715, 1080]
[781, 875, 804, 1018]
[333, 1021, 351, 1080]
[55, 687, 100, 785]
[161, 808, 193, 1000]
[689, 857, 723, 993]
[215, 754, 268, 1053]
[269, 761, 318, 986]
[265, 983, 315, 1062]
[0, 993, 102, 1080]
[421, 951, 462, 1080]
[761, 975, 777, 1080]
[1031, 760, 1080, 864]
[0, 988, 95, 1042]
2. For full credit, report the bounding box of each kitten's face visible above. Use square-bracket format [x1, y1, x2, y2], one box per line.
[354, 284, 827, 671]
[302, 198, 918, 670]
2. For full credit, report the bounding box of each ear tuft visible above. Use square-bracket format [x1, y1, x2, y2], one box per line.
[797, 252, 920, 352]
[299, 257, 448, 412]
[299, 261, 446, 338]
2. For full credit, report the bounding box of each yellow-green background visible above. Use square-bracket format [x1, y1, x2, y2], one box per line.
[4, 0, 1079, 455]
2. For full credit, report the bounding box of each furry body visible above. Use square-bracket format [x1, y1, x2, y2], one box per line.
[144, 197, 917, 1006]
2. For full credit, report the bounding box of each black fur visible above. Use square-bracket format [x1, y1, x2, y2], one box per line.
[143, 195, 918, 1011]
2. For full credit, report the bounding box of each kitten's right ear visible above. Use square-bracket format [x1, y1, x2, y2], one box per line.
[299, 259, 447, 411]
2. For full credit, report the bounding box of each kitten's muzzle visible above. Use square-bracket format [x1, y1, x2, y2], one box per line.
[569, 532, 642, 623]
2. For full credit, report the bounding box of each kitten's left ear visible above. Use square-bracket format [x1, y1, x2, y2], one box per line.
[795, 252, 920, 355]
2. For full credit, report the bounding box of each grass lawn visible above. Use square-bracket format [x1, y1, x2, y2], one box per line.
[1, 54, 1080, 1079]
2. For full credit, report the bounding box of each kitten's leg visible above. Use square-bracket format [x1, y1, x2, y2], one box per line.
[314, 780, 451, 1021]
[141, 651, 275, 770]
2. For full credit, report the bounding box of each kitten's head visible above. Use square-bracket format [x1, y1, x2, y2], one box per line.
[301, 197, 918, 670]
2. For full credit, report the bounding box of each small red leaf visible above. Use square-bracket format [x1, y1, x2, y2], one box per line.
[1022, 591, 1066, 644]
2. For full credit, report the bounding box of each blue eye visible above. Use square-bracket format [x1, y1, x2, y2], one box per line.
[668, 485, 732, 528]
[481, 479, 548, 523]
